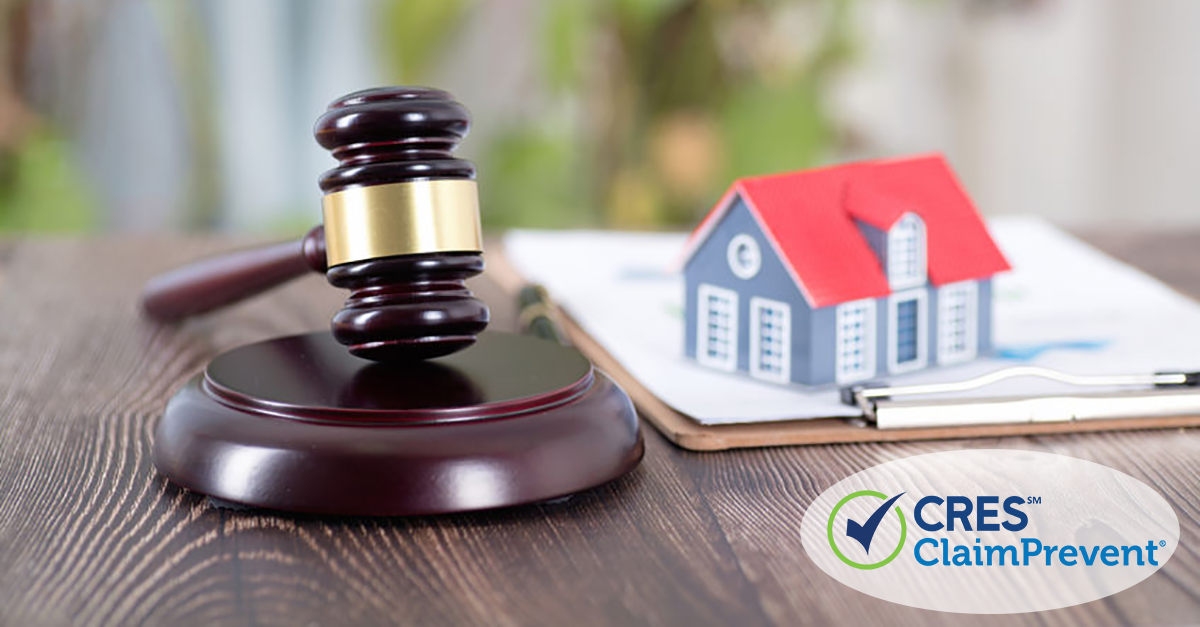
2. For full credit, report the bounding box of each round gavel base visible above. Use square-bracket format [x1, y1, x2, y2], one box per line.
[153, 332, 644, 516]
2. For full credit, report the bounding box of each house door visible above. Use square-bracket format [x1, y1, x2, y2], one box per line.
[696, 284, 738, 371]
[749, 297, 790, 383]
[888, 290, 928, 373]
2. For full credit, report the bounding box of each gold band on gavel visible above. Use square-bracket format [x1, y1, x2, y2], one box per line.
[321, 179, 483, 267]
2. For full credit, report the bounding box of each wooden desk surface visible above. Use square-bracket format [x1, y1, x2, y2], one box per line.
[0, 231, 1196, 627]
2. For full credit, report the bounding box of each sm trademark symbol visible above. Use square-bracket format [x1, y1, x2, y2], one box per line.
[1027, 496, 1042, 504]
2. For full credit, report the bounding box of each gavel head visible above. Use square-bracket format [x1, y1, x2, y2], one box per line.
[314, 87, 490, 362]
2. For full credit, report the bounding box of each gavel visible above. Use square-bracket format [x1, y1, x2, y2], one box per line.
[141, 87, 491, 362]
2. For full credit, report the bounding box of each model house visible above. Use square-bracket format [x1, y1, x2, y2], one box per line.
[681, 154, 1010, 386]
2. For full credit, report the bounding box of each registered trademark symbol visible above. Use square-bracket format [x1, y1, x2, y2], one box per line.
[1160, 540, 1167, 547]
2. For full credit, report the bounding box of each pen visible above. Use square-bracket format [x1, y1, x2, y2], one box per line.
[517, 284, 570, 345]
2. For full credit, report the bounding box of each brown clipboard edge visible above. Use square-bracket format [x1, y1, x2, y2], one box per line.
[487, 240, 1200, 451]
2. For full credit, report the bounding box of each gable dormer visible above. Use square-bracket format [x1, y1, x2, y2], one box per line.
[852, 211, 927, 291]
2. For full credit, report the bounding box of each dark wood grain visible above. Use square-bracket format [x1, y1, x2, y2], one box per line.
[0, 231, 1196, 627]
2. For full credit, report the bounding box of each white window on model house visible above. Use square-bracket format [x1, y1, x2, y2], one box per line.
[888, 213, 927, 290]
[696, 284, 738, 371]
[937, 281, 978, 364]
[749, 297, 791, 383]
[888, 289, 929, 374]
[835, 299, 876, 383]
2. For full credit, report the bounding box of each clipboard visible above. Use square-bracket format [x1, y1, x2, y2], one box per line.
[489, 242, 1200, 451]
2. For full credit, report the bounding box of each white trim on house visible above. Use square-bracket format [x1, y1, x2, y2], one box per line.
[696, 283, 738, 372]
[835, 298, 876, 384]
[749, 297, 791, 383]
[937, 281, 978, 365]
[887, 213, 927, 290]
[887, 288, 929, 374]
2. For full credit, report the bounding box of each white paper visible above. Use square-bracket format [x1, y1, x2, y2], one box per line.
[504, 217, 1200, 425]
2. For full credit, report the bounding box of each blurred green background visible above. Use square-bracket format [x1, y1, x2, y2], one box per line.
[1, 0, 1198, 234]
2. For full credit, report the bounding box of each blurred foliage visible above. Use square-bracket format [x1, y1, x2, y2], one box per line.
[0, 129, 96, 232]
[1, 0, 854, 234]
[150, 0, 221, 230]
[0, 0, 94, 232]
[380, 0, 855, 229]
[380, 0, 472, 84]
[483, 128, 592, 228]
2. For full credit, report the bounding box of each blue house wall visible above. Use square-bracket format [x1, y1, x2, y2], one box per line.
[684, 197, 816, 383]
[792, 280, 994, 386]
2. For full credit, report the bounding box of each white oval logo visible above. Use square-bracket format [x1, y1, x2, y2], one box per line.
[800, 450, 1179, 614]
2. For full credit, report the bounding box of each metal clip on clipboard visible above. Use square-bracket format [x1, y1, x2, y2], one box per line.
[842, 367, 1200, 430]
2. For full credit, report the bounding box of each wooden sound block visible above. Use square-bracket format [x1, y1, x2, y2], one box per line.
[153, 332, 644, 516]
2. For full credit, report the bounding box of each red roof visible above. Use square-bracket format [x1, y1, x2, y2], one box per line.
[681, 154, 1010, 308]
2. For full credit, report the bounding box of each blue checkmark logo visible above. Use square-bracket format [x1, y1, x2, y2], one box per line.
[846, 492, 905, 554]
[827, 491, 908, 570]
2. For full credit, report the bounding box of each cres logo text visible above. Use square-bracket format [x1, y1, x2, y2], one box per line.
[827, 491, 1165, 569]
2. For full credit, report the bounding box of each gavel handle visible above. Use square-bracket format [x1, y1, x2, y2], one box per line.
[141, 226, 328, 322]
